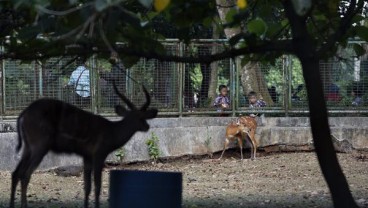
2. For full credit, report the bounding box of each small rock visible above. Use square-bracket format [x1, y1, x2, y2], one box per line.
[264, 199, 271, 203]
[188, 177, 197, 183]
[157, 163, 164, 168]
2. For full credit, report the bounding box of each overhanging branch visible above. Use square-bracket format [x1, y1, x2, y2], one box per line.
[316, 0, 364, 56]
[0, 40, 294, 64]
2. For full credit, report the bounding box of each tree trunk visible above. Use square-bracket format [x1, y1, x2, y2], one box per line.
[208, 61, 218, 104]
[240, 62, 274, 104]
[284, 1, 358, 207]
[208, 23, 220, 106]
[216, 0, 273, 105]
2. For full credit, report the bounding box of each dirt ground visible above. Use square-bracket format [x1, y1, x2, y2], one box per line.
[0, 151, 368, 208]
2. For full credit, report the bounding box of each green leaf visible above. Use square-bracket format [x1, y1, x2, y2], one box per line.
[202, 17, 212, 28]
[281, 19, 289, 27]
[355, 26, 368, 41]
[138, 0, 153, 8]
[225, 8, 237, 23]
[247, 18, 267, 36]
[353, 44, 365, 57]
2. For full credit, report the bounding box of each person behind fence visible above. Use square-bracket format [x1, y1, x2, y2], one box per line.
[213, 85, 230, 113]
[67, 57, 91, 107]
[99, 52, 125, 107]
[351, 85, 363, 106]
[326, 83, 342, 102]
[248, 91, 266, 117]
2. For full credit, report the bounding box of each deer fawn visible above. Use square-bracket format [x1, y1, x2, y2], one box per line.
[218, 119, 250, 160]
[10, 82, 158, 208]
[239, 116, 258, 160]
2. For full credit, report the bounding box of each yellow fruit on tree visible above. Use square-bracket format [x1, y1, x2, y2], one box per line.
[237, 0, 247, 9]
[154, 0, 170, 12]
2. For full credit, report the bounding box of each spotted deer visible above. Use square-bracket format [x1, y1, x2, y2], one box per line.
[10, 82, 158, 208]
[219, 119, 251, 160]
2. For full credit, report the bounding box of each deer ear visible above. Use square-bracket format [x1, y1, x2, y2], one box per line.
[144, 109, 158, 119]
[115, 105, 128, 116]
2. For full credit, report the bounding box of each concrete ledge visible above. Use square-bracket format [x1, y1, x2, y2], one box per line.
[0, 117, 367, 171]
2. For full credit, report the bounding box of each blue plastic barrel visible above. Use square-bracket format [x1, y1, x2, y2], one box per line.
[109, 170, 182, 208]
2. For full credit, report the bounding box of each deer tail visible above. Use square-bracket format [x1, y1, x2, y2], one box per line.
[16, 116, 24, 152]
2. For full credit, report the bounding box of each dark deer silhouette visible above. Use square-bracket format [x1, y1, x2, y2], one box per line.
[10, 82, 158, 208]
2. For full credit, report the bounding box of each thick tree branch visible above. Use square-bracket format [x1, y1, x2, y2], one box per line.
[0, 40, 293, 64]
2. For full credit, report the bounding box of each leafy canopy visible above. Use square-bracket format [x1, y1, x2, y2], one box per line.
[0, 0, 366, 66]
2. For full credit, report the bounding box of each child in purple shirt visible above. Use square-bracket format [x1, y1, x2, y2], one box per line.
[248, 91, 266, 117]
[214, 85, 230, 113]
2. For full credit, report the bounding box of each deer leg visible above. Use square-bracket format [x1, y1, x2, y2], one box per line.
[10, 152, 30, 208]
[20, 150, 47, 208]
[237, 136, 243, 160]
[219, 138, 230, 160]
[248, 132, 257, 160]
[83, 158, 93, 208]
[93, 159, 105, 208]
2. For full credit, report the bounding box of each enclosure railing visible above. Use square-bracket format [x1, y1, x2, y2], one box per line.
[1, 39, 368, 118]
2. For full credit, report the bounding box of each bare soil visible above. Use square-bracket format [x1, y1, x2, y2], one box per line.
[1, 151, 368, 208]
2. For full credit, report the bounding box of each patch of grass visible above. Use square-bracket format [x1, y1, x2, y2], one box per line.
[146, 132, 160, 163]
[114, 147, 125, 164]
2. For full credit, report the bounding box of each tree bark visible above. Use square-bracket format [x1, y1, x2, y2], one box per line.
[240, 62, 273, 103]
[208, 23, 220, 105]
[284, 1, 358, 207]
[216, 0, 274, 105]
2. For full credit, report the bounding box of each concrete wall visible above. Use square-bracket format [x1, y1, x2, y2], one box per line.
[0, 117, 367, 171]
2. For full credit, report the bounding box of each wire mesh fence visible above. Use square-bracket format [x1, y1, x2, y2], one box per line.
[0, 40, 367, 117]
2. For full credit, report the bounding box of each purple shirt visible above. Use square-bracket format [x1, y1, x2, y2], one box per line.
[214, 95, 230, 108]
[249, 99, 266, 108]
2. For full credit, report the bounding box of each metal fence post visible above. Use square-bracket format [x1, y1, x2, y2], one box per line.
[1, 58, 6, 117]
[283, 55, 292, 116]
[0, 49, 4, 119]
[90, 55, 98, 113]
[37, 60, 43, 98]
[230, 58, 236, 117]
[178, 42, 184, 117]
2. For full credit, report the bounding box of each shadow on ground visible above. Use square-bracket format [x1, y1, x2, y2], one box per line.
[1, 195, 334, 208]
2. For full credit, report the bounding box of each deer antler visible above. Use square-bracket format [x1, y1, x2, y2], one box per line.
[112, 80, 137, 110]
[140, 85, 151, 111]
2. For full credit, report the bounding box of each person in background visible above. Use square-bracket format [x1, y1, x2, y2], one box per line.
[291, 84, 304, 102]
[248, 91, 266, 108]
[351, 86, 363, 106]
[326, 83, 342, 102]
[214, 85, 230, 114]
[67, 57, 91, 107]
[248, 91, 266, 117]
